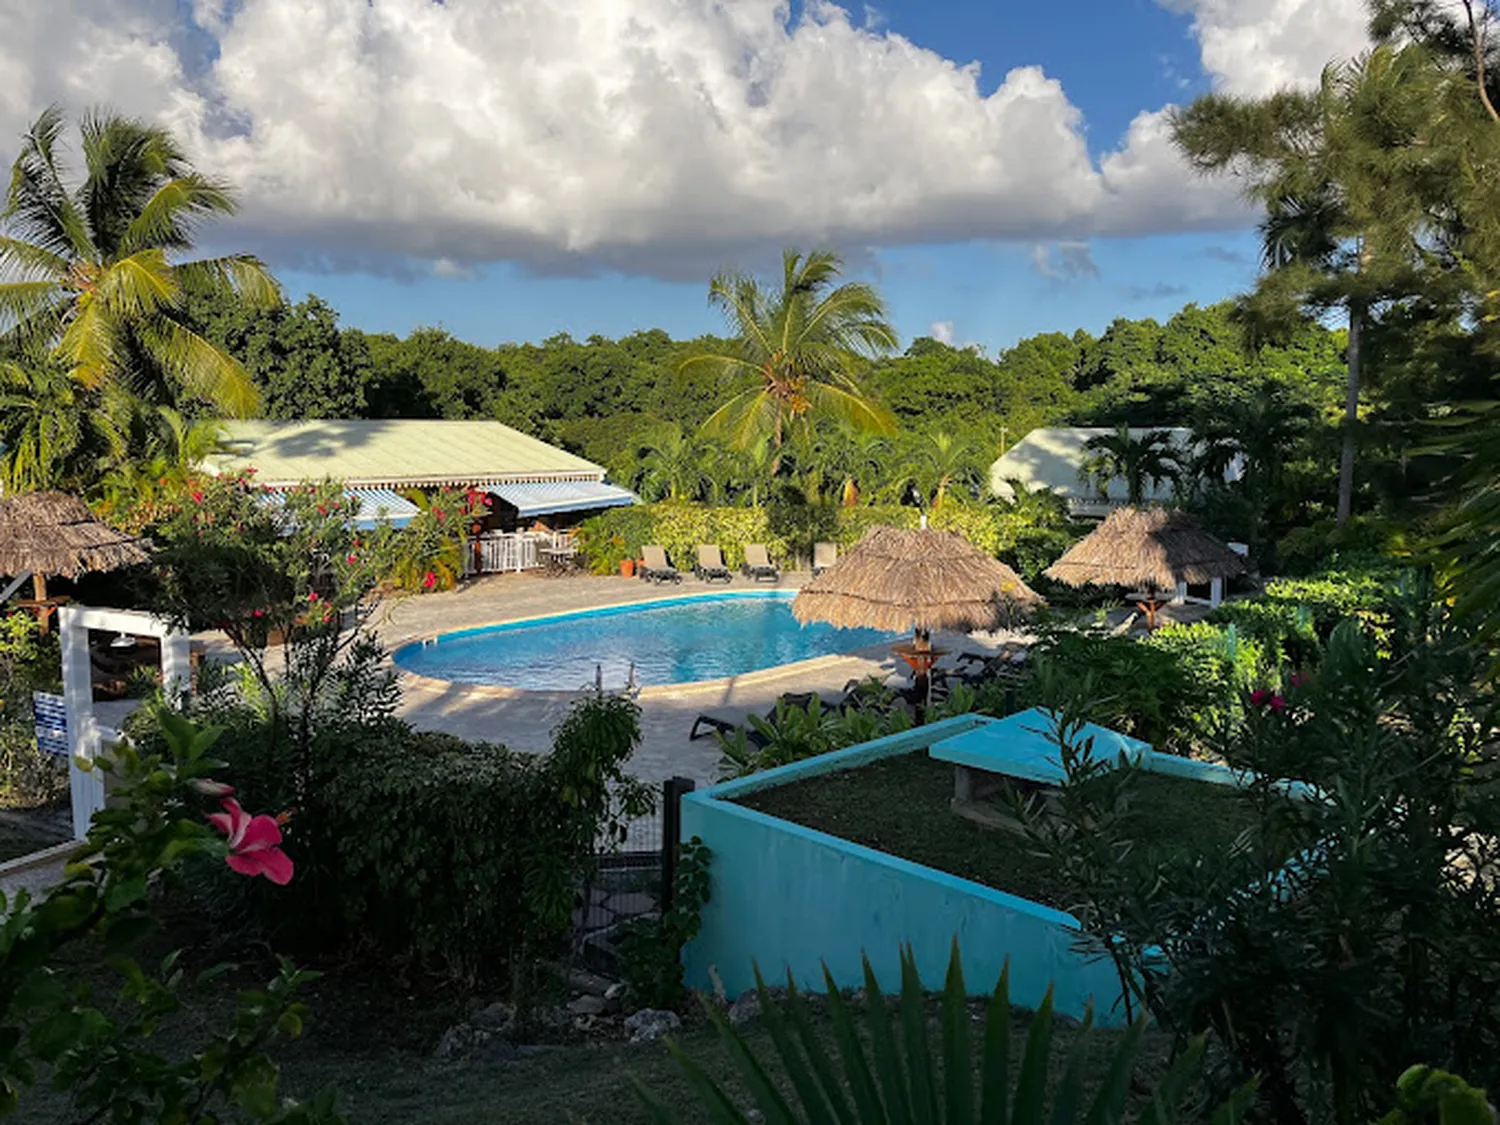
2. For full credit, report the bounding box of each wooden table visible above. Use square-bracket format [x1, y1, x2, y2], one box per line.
[1126, 591, 1171, 631]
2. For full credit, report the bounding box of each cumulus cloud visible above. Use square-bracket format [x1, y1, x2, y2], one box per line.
[929, 320, 955, 344]
[1162, 0, 1371, 96]
[0, 0, 1356, 279]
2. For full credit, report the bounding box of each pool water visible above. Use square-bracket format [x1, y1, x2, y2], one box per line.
[392, 591, 898, 690]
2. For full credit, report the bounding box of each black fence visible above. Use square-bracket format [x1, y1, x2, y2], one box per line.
[573, 776, 695, 973]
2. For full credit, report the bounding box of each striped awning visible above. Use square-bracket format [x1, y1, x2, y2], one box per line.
[488, 480, 637, 517]
[259, 487, 421, 529]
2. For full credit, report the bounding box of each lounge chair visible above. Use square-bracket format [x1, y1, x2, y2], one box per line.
[639, 545, 682, 584]
[694, 544, 734, 584]
[689, 692, 817, 743]
[812, 541, 838, 575]
[742, 543, 780, 582]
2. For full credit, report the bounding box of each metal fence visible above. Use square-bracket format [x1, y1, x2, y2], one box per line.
[572, 776, 695, 974]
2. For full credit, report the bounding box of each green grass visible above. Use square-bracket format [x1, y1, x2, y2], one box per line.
[17, 939, 1177, 1125]
[737, 753, 1261, 909]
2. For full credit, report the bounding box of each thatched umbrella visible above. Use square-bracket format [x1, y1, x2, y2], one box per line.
[0, 492, 151, 630]
[1044, 506, 1246, 596]
[794, 525, 1043, 635]
[794, 525, 1043, 716]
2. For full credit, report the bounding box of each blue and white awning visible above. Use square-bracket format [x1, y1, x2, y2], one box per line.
[259, 487, 421, 529]
[488, 480, 637, 517]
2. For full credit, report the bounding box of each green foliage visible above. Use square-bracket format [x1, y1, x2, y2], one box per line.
[0, 611, 64, 808]
[0, 711, 341, 1123]
[385, 485, 489, 592]
[1379, 1066, 1497, 1125]
[619, 837, 712, 1011]
[633, 941, 1253, 1125]
[186, 692, 653, 985]
[1056, 584, 1500, 1124]
[1208, 559, 1400, 665]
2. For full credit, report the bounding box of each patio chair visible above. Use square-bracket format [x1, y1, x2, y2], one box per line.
[812, 541, 838, 575]
[694, 544, 734, 584]
[639, 545, 682, 584]
[742, 543, 781, 582]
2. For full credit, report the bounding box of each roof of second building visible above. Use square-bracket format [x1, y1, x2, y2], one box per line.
[989, 426, 1195, 502]
[205, 419, 605, 488]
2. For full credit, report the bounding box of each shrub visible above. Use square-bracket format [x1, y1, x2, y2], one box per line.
[618, 836, 711, 1010]
[1209, 559, 1402, 665]
[174, 693, 654, 988]
[385, 486, 490, 592]
[0, 611, 65, 808]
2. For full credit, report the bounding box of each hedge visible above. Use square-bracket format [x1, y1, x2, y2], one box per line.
[574, 501, 1078, 579]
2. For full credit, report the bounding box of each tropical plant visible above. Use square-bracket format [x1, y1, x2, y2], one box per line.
[96, 407, 227, 520]
[0, 106, 279, 418]
[386, 485, 489, 592]
[1081, 425, 1182, 505]
[0, 710, 342, 1123]
[682, 249, 899, 451]
[632, 941, 1254, 1125]
[626, 423, 710, 502]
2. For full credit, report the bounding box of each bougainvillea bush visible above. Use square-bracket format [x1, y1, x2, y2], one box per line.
[2, 710, 341, 1123]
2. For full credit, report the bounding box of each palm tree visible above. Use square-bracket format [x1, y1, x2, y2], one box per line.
[0, 360, 95, 491]
[681, 249, 898, 453]
[630, 424, 707, 502]
[97, 407, 227, 515]
[915, 430, 982, 509]
[0, 106, 279, 418]
[1082, 425, 1182, 505]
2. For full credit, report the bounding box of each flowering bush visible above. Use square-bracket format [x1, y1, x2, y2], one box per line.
[384, 486, 489, 592]
[0, 710, 340, 1123]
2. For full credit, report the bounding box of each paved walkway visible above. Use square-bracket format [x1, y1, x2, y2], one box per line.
[375, 571, 1023, 791]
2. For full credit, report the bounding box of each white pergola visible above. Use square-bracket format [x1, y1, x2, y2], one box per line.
[58, 605, 191, 839]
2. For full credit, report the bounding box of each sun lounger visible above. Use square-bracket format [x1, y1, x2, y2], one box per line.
[689, 692, 817, 743]
[742, 543, 780, 582]
[694, 544, 734, 583]
[813, 541, 837, 575]
[639, 544, 682, 584]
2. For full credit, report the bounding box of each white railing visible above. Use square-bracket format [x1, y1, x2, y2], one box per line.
[465, 530, 577, 575]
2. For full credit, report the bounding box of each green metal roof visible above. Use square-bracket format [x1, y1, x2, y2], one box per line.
[206, 420, 605, 489]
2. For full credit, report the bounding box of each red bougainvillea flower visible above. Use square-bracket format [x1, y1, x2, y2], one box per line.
[1249, 689, 1271, 707]
[1269, 695, 1287, 713]
[347, 554, 357, 564]
[423, 571, 437, 589]
[206, 798, 294, 884]
[308, 590, 321, 602]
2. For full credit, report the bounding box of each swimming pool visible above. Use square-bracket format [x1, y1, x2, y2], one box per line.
[392, 591, 898, 690]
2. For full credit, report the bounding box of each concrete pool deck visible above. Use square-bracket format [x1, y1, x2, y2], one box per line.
[374, 571, 1027, 791]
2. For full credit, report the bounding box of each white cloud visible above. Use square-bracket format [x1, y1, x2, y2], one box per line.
[0, 0, 1360, 280]
[929, 320, 955, 344]
[1162, 0, 1371, 97]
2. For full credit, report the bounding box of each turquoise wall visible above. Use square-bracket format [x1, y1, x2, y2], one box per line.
[681, 716, 1133, 1025]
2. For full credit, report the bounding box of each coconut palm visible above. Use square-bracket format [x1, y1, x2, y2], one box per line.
[1082, 425, 1183, 506]
[682, 250, 898, 452]
[630, 424, 708, 502]
[0, 106, 279, 418]
[97, 407, 227, 515]
[0, 359, 128, 492]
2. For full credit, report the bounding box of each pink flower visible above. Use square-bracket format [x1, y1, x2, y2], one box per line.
[433, 509, 446, 521]
[317, 505, 328, 516]
[347, 554, 357, 564]
[308, 590, 320, 602]
[191, 490, 204, 504]
[1249, 689, 1271, 707]
[1269, 695, 1286, 713]
[192, 778, 235, 797]
[423, 571, 437, 589]
[205, 798, 294, 885]
[252, 608, 265, 618]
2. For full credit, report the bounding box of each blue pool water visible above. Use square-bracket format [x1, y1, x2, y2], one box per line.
[392, 591, 898, 690]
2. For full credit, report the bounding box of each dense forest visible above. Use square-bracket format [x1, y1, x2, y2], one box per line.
[183, 288, 1356, 483]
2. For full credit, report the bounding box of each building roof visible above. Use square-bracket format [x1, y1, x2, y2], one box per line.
[988, 427, 1202, 511]
[205, 420, 606, 490]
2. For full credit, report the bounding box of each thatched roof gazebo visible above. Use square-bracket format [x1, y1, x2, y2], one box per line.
[793, 525, 1044, 637]
[0, 492, 151, 629]
[1044, 506, 1246, 613]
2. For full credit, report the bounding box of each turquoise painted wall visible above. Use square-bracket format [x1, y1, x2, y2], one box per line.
[681, 716, 1133, 1025]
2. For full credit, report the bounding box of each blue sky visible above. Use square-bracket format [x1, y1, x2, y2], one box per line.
[265, 0, 1265, 352]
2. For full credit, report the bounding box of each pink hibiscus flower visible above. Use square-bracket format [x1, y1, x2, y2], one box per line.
[423, 570, 438, 589]
[206, 797, 294, 885]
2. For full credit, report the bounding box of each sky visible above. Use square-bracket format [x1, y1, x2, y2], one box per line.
[0, 0, 1374, 352]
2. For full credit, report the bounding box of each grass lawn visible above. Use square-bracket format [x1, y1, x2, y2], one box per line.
[18, 938, 1181, 1125]
[737, 752, 1262, 910]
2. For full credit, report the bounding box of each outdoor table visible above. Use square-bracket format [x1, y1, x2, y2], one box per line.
[538, 546, 578, 575]
[1125, 590, 1171, 631]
